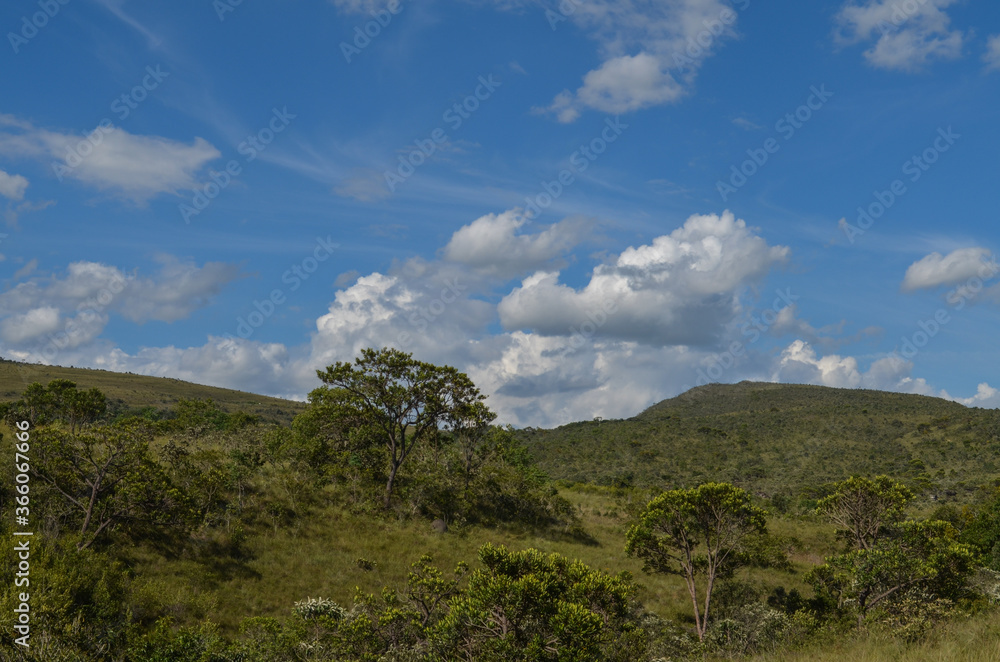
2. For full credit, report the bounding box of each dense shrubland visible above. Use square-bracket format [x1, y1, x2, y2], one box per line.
[1, 354, 1000, 660]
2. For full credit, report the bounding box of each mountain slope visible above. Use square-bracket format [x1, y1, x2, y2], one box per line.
[0, 359, 307, 424]
[520, 381, 1000, 503]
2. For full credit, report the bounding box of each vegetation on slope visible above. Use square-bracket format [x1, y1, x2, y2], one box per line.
[1, 358, 1000, 660]
[520, 381, 1000, 510]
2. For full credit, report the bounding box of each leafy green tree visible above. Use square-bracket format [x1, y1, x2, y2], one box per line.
[0, 380, 106, 431]
[44, 379, 107, 433]
[445, 400, 497, 492]
[625, 482, 768, 642]
[315, 347, 490, 509]
[807, 519, 978, 628]
[960, 489, 1000, 570]
[816, 475, 913, 551]
[431, 544, 646, 661]
[32, 421, 196, 550]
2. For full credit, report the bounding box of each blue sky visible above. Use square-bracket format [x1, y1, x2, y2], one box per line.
[2, 0, 1000, 427]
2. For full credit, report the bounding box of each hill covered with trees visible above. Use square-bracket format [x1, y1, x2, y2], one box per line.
[2, 357, 1000, 661]
[520, 381, 1000, 510]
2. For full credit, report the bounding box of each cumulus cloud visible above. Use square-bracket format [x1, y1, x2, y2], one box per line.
[772, 339, 930, 393]
[538, 0, 741, 121]
[835, 0, 963, 72]
[0, 306, 61, 345]
[12, 204, 994, 428]
[0, 257, 241, 349]
[498, 211, 789, 346]
[901, 247, 997, 292]
[442, 209, 588, 279]
[0, 170, 29, 201]
[0, 117, 219, 203]
[947, 382, 1000, 408]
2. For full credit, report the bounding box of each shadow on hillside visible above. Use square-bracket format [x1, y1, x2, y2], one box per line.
[185, 535, 263, 587]
[491, 522, 601, 547]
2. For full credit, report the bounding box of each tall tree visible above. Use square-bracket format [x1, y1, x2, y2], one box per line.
[315, 347, 490, 508]
[625, 482, 768, 642]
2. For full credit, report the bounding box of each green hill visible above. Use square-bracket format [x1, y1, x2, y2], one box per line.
[0, 359, 307, 425]
[520, 381, 1000, 504]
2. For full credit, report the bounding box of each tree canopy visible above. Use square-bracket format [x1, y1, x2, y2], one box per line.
[625, 482, 768, 641]
[314, 347, 491, 508]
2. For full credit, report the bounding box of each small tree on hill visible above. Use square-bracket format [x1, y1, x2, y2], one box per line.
[315, 347, 490, 509]
[816, 475, 913, 551]
[32, 421, 195, 550]
[625, 482, 768, 642]
[0, 380, 106, 431]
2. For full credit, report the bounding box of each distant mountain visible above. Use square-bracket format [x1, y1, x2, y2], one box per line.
[0, 359, 307, 425]
[519, 382, 1000, 504]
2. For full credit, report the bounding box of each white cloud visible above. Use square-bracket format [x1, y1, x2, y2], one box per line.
[120, 255, 243, 323]
[538, 0, 740, 121]
[771, 340, 932, 393]
[0, 117, 219, 203]
[901, 247, 997, 292]
[442, 209, 588, 279]
[948, 382, 1000, 408]
[0, 256, 241, 349]
[497, 211, 789, 346]
[10, 205, 997, 428]
[984, 34, 1000, 71]
[0, 170, 29, 201]
[0, 307, 61, 344]
[835, 0, 963, 72]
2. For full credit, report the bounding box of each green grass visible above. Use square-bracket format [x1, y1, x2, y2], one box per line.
[120, 483, 842, 635]
[0, 359, 307, 424]
[746, 610, 1000, 661]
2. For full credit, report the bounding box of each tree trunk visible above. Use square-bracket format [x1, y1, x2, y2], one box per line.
[384, 462, 400, 509]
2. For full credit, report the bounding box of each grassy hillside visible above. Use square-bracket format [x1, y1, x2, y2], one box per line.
[0, 359, 307, 425]
[2, 368, 1000, 660]
[521, 381, 1000, 505]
